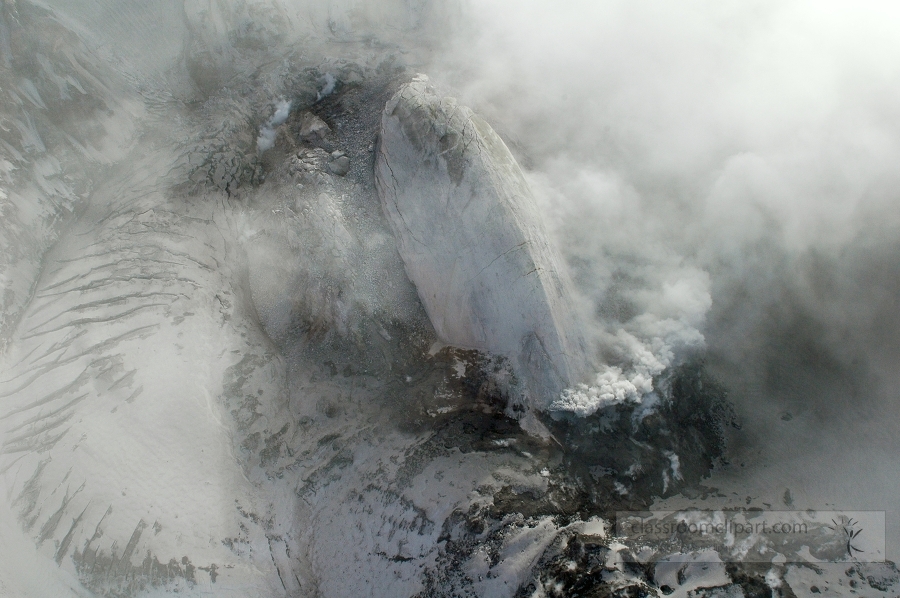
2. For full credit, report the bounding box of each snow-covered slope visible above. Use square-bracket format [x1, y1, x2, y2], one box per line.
[0, 140, 294, 597]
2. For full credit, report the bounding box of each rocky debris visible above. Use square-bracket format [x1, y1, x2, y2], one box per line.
[464, 361, 738, 520]
[190, 148, 261, 194]
[288, 147, 350, 178]
[375, 74, 590, 425]
[510, 527, 900, 598]
[290, 147, 331, 174]
[301, 74, 403, 187]
[513, 533, 661, 598]
[287, 146, 352, 181]
[299, 111, 331, 141]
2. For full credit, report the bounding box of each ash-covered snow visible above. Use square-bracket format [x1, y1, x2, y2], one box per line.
[1, 1, 899, 597]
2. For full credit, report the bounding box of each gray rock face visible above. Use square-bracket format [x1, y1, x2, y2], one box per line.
[375, 75, 588, 417]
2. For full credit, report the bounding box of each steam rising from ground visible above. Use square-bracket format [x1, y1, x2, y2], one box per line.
[431, 0, 900, 553]
[425, 0, 900, 416]
[257, 100, 292, 152]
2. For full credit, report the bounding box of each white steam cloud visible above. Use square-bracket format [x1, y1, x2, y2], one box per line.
[425, 0, 900, 553]
[257, 99, 292, 152]
[423, 0, 900, 419]
[316, 72, 337, 101]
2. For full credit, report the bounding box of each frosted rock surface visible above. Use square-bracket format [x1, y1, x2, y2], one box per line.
[375, 75, 588, 412]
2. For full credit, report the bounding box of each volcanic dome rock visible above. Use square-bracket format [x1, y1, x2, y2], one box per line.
[375, 74, 589, 422]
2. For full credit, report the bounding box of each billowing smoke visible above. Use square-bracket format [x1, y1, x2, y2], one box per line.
[427, 0, 900, 553]
[424, 0, 900, 411]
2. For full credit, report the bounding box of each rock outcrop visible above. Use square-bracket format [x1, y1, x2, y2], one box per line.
[375, 75, 588, 420]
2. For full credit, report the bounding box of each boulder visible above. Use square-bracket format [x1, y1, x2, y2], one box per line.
[299, 111, 331, 141]
[327, 155, 351, 176]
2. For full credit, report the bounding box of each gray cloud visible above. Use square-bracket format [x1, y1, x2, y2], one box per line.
[419, 2, 900, 554]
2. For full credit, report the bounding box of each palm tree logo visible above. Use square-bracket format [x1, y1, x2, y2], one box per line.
[828, 515, 864, 559]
